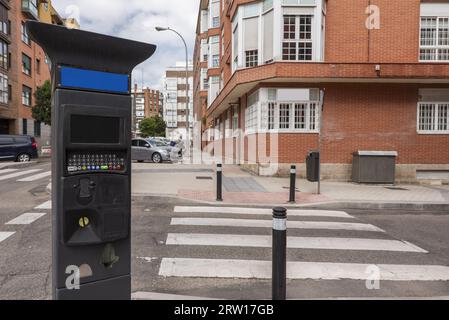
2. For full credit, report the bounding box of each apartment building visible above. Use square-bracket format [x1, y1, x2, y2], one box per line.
[0, 0, 65, 149]
[132, 84, 164, 136]
[193, 0, 449, 183]
[163, 61, 194, 140]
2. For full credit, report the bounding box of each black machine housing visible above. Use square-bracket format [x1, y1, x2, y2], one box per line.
[26, 21, 156, 300]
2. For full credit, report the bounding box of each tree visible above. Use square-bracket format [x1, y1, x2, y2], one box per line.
[32, 80, 52, 126]
[139, 115, 166, 137]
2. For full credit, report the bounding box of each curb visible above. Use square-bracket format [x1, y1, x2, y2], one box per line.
[131, 193, 449, 212]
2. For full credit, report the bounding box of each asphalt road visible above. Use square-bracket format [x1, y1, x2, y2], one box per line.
[0, 161, 449, 299]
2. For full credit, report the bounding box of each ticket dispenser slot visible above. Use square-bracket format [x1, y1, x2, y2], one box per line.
[26, 21, 156, 300]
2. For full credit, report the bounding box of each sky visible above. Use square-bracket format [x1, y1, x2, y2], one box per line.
[52, 0, 200, 90]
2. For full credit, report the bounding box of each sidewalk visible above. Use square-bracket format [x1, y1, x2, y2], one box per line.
[132, 163, 449, 211]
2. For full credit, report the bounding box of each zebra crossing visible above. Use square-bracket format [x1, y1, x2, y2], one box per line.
[158, 206, 449, 282]
[0, 168, 51, 183]
[0, 200, 50, 245]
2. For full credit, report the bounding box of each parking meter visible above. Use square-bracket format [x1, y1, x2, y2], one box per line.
[26, 21, 156, 300]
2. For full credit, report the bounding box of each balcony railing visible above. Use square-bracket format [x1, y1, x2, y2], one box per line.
[22, 0, 39, 21]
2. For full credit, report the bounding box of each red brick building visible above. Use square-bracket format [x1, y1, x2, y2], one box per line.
[132, 84, 164, 136]
[193, 0, 449, 183]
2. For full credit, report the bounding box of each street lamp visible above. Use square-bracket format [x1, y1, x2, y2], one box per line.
[155, 26, 190, 162]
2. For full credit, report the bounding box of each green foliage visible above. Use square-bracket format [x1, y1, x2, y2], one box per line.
[139, 115, 166, 137]
[32, 80, 52, 126]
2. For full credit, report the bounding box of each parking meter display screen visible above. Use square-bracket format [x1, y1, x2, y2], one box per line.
[71, 115, 120, 144]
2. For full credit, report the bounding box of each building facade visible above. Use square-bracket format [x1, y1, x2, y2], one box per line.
[132, 84, 164, 136]
[163, 61, 194, 140]
[193, 0, 449, 183]
[0, 0, 65, 150]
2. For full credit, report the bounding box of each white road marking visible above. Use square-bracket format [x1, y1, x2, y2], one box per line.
[174, 206, 353, 218]
[17, 171, 51, 182]
[166, 233, 427, 253]
[0, 169, 19, 176]
[171, 218, 385, 232]
[0, 232, 15, 243]
[0, 169, 42, 181]
[6, 212, 47, 225]
[159, 258, 449, 281]
[34, 200, 51, 210]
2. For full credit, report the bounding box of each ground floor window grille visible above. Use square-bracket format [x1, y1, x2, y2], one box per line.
[418, 103, 449, 133]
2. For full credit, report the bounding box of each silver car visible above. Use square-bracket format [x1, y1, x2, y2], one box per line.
[131, 139, 171, 163]
[146, 139, 182, 160]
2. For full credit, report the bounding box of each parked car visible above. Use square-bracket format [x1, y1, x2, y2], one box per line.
[0, 135, 39, 162]
[146, 138, 182, 160]
[131, 138, 171, 163]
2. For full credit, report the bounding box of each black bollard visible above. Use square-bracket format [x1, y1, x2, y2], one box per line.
[289, 165, 296, 203]
[272, 207, 287, 300]
[216, 163, 223, 201]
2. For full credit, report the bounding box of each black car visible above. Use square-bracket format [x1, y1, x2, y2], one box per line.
[0, 135, 39, 162]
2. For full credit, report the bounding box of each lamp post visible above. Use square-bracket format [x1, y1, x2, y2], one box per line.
[155, 26, 190, 162]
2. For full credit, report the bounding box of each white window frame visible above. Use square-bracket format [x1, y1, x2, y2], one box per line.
[212, 54, 220, 68]
[419, 16, 449, 62]
[282, 14, 314, 61]
[417, 102, 449, 134]
[244, 88, 320, 135]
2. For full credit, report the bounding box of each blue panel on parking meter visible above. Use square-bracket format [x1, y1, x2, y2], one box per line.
[60, 67, 130, 94]
[26, 20, 156, 300]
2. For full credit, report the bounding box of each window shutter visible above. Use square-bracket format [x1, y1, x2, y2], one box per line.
[244, 17, 259, 50]
[263, 11, 274, 62]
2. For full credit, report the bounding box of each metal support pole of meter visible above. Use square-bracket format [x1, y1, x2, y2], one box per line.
[216, 163, 223, 201]
[272, 207, 287, 300]
[317, 90, 325, 195]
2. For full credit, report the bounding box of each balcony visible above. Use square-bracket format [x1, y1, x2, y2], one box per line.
[22, 0, 39, 21]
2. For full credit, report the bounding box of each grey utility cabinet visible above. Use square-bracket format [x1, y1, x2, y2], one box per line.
[352, 151, 398, 184]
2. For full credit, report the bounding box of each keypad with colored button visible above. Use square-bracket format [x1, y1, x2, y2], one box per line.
[66, 151, 126, 174]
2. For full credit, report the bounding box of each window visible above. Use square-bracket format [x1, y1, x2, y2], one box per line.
[418, 103, 449, 133]
[0, 40, 7, 70]
[22, 85, 32, 106]
[22, 119, 27, 135]
[279, 104, 290, 129]
[243, 16, 259, 68]
[210, 0, 220, 29]
[245, 91, 259, 131]
[34, 121, 41, 137]
[36, 59, 41, 74]
[294, 103, 306, 129]
[420, 17, 449, 61]
[233, 24, 239, 70]
[268, 103, 275, 129]
[8, 84, 11, 101]
[245, 50, 258, 67]
[212, 54, 220, 67]
[210, 35, 220, 44]
[22, 54, 31, 76]
[283, 15, 313, 61]
[244, 88, 320, 133]
[233, 109, 239, 135]
[21, 22, 31, 45]
[0, 5, 7, 35]
[225, 112, 231, 138]
[0, 73, 7, 104]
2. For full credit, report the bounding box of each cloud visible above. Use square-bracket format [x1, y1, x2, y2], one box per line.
[52, 0, 200, 90]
